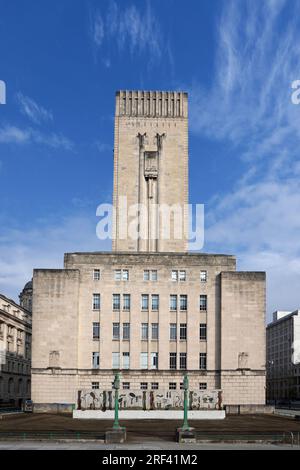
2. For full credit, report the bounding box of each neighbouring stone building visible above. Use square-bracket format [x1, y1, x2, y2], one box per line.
[266, 310, 300, 401]
[31, 91, 266, 412]
[0, 292, 32, 407]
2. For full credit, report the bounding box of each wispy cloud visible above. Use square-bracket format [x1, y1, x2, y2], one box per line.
[89, 1, 165, 62]
[188, 0, 300, 318]
[16, 92, 53, 124]
[0, 124, 73, 150]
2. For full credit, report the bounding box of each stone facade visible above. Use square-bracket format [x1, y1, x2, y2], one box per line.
[31, 90, 266, 412]
[0, 293, 32, 406]
[267, 310, 300, 401]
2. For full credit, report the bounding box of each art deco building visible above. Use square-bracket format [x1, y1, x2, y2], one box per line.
[31, 91, 266, 412]
[267, 310, 300, 401]
[0, 293, 32, 407]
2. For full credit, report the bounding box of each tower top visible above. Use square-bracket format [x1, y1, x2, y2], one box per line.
[115, 90, 188, 118]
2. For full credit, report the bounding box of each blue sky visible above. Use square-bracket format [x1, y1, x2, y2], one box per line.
[0, 0, 300, 320]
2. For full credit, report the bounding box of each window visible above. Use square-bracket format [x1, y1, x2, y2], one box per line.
[92, 352, 100, 369]
[151, 323, 159, 340]
[123, 382, 130, 390]
[171, 270, 178, 281]
[115, 269, 129, 281]
[170, 323, 177, 341]
[169, 352, 177, 369]
[151, 352, 158, 369]
[123, 323, 130, 340]
[180, 324, 187, 340]
[200, 270, 207, 282]
[200, 295, 207, 311]
[199, 382, 207, 390]
[92, 382, 99, 389]
[113, 294, 120, 311]
[180, 352, 187, 369]
[123, 294, 130, 311]
[93, 294, 100, 310]
[141, 323, 149, 340]
[140, 352, 148, 369]
[200, 323, 207, 340]
[152, 294, 159, 311]
[93, 269, 100, 281]
[179, 270, 186, 281]
[169, 382, 177, 390]
[199, 353, 207, 370]
[151, 382, 159, 390]
[113, 323, 120, 340]
[93, 322, 100, 340]
[140, 382, 148, 390]
[180, 382, 184, 390]
[141, 294, 149, 310]
[122, 352, 130, 369]
[180, 295, 187, 311]
[144, 270, 157, 281]
[151, 270, 158, 281]
[170, 295, 177, 311]
[143, 270, 150, 281]
[112, 352, 120, 369]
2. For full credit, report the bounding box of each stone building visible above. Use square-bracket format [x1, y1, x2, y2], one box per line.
[31, 91, 266, 412]
[266, 310, 300, 401]
[0, 293, 32, 407]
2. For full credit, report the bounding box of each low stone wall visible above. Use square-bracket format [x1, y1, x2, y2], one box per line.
[225, 404, 275, 415]
[73, 409, 226, 420]
[33, 403, 74, 414]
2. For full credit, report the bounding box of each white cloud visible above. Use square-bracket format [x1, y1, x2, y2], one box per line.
[90, 1, 164, 62]
[16, 92, 53, 124]
[0, 124, 73, 150]
[0, 213, 111, 302]
[187, 0, 300, 319]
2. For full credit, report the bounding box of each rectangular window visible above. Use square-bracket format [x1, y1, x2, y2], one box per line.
[170, 323, 177, 341]
[200, 295, 207, 311]
[140, 382, 148, 390]
[169, 352, 177, 370]
[93, 293, 100, 310]
[180, 295, 187, 311]
[152, 294, 159, 311]
[169, 382, 177, 390]
[180, 352, 187, 369]
[93, 269, 100, 281]
[92, 382, 99, 389]
[123, 323, 130, 340]
[179, 270, 186, 281]
[122, 352, 130, 369]
[171, 270, 178, 281]
[151, 352, 158, 369]
[199, 382, 207, 390]
[199, 353, 207, 370]
[141, 323, 149, 340]
[170, 294, 177, 311]
[151, 270, 157, 281]
[93, 322, 100, 340]
[123, 294, 130, 311]
[140, 352, 148, 369]
[180, 382, 184, 390]
[200, 323, 207, 340]
[92, 352, 100, 369]
[112, 352, 120, 369]
[113, 294, 120, 311]
[151, 323, 159, 340]
[200, 270, 207, 282]
[151, 382, 159, 390]
[180, 323, 187, 340]
[141, 294, 149, 310]
[122, 382, 130, 390]
[114, 269, 122, 281]
[113, 323, 120, 340]
[122, 269, 129, 281]
[143, 270, 150, 281]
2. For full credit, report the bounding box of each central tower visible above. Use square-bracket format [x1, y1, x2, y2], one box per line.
[112, 90, 188, 252]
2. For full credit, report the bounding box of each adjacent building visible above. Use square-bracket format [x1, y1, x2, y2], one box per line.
[31, 90, 266, 412]
[0, 293, 32, 406]
[266, 310, 300, 401]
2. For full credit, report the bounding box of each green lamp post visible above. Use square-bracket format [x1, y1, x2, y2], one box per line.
[112, 372, 122, 430]
[182, 373, 190, 431]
